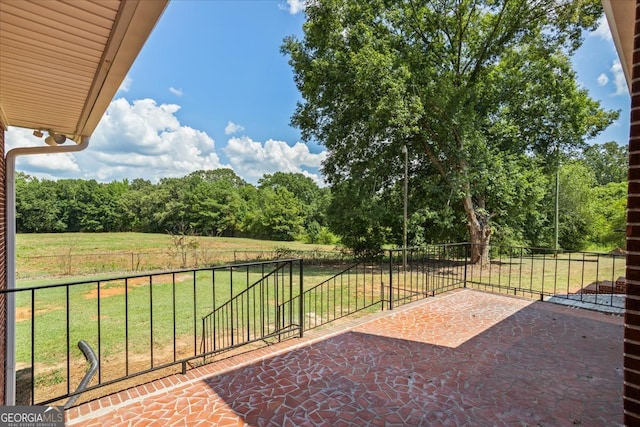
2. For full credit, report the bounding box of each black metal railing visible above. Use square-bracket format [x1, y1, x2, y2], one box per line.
[6, 259, 302, 406]
[9, 242, 625, 407]
[200, 260, 303, 355]
[465, 244, 626, 309]
[300, 243, 469, 330]
[301, 261, 383, 330]
[387, 244, 469, 309]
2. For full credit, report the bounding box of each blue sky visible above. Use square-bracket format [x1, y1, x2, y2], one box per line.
[5, 0, 630, 185]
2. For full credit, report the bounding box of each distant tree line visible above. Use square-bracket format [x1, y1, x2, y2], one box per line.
[15, 142, 627, 253]
[16, 170, 336, 244]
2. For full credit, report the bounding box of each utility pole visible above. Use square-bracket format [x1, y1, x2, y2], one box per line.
[402, 145, 408, 269]
[554, 145, 560, 253]
[555, 168, 559, 252]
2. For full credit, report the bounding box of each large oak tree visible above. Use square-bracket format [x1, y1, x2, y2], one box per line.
[283, 0, 617, 263]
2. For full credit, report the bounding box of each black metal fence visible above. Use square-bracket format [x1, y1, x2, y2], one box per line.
[7, 259, 303, 406]
[465, 244, 626, 311]
[301, 262, 384, 330]
[301, 244, 468, 330]
[7, 242, 626, 407]
[200, 260, 303, 355]
[387, 244, 468, 309]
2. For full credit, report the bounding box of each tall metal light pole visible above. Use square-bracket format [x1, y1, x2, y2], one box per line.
[554, 145, 560, 253]
[555, 168, 559, 252]
[402, 145, 408, 269]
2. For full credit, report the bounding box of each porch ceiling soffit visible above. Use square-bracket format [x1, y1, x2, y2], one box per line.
[0, 0, 168, 140]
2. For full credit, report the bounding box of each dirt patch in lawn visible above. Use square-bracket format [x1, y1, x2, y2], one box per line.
[82, 276, 157, 300]
[16, 306, 62, 322]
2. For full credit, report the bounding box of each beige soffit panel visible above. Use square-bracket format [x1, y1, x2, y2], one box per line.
[602, 0, 635, 90]
[0, 0, 168, 140]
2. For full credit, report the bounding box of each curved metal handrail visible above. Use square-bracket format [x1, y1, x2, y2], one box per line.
[64, 340, 98, 409]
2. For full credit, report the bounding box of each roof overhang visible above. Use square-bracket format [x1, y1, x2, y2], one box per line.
[0, 0, 168, 141]
[602, 0, 635, 90]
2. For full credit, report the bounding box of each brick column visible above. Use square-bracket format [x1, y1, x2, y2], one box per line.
[0, 126, 6, 405]
[626, 2, 640, 424]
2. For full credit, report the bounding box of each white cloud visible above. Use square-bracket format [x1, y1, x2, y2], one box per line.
[280, 0, 306, 14]
[6, 98, 230, 182]
[82, 98, 227, 181]
[224, 121, 245, 135]
[611, 60, 628, 96]
[117, 75, 132, 93]
[597, 73, 609, 86]
[5, 98, 328, 185]
[591, 16, 613, 42]
[224, 136, 326, 184]
[169, 87, 183, 96]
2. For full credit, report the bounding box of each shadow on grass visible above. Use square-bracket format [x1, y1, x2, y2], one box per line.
[16, 366, 32, 405]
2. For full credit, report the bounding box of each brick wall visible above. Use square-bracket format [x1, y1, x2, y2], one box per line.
[0, 126, 6, 405]
[627, 2, 640, 424]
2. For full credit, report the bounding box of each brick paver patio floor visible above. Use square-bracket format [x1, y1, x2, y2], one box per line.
[66, 289, 623, 426]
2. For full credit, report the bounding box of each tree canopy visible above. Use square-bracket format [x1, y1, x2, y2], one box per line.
[581, 141, 628, 185]
[282, 0, 618, 263]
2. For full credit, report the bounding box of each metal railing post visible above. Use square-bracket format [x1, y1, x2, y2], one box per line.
[230, 266, 234, 347]
[389, 250, 394, 310]
[275, 266, 280, 341]
[299, 259, 304, 338]
[464, 243, 469, 288]
[380, 256, 385, 312]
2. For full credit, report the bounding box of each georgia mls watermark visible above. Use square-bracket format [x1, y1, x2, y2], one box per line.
[0, 406, 64, 427]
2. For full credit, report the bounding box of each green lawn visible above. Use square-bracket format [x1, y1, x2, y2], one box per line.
[16, 232, 339, 280]
[17, 232, 336, 255]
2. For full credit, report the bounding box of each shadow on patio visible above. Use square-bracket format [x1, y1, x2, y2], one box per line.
[66, 289, 623, 426]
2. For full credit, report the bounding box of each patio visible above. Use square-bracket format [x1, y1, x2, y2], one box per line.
[65, 288, 623, 426]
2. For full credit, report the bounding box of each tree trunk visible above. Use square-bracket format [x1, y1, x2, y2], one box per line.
[462, 195, 491, 265]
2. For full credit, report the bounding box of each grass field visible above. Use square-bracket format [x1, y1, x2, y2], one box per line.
[17, 232, 338, 255]
[16, 232, 340, 282]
